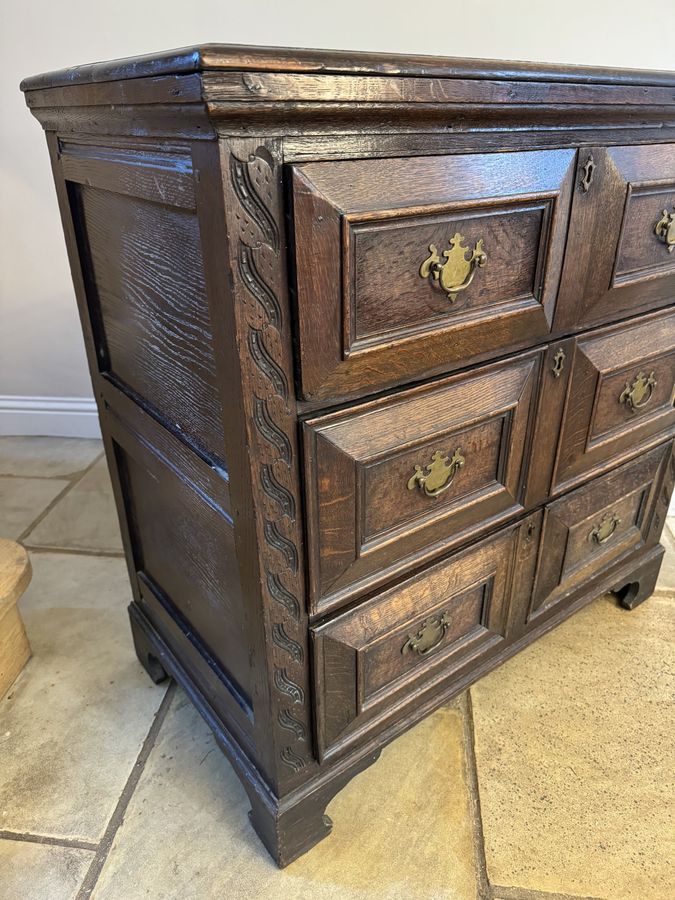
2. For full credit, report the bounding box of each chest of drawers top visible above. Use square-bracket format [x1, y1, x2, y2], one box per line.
[21, 43, 675, 158]
[21, 45, 675, 868]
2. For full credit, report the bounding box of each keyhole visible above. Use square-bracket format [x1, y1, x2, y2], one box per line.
[581, 154, 595, 192]
[552, 348, 566, 378]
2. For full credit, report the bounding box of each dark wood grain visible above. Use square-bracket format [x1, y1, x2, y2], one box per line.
[313, 513, 540, 761]
[614, 186, 675, 281]
[531, 442, 670, 620]
[70, 182, 226, 464]
[60, 141, 196, 209]
[216, 139, 315, 797]
[109, 421, 252, 706]
[555, 143, 675, 331]
[350, 204, 546, 346]
[22, 44, 675, 869]
[292, 149, 574, 400]
[282, 128, 675, 164]
[551, 309, 675, 494]
[20, 43, 675, 91]
[303, 351, 543, 614]
[23, 73, 203, 108]
[523, 339, 576, 507]
[203, 71, 675, 107]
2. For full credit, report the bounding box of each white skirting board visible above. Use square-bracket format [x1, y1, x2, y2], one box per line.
[0, 396, 102, 439]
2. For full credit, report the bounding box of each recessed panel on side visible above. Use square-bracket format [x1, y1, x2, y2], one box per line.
[113, 435, 252, 714]
[68, 183, 226, 464]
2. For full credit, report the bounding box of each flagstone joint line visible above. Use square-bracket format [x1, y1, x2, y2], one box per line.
[74, 681, 177, 899]
[0, 830, 99, 853]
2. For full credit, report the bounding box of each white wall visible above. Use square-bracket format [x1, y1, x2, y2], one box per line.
[1, 0, 674, 436]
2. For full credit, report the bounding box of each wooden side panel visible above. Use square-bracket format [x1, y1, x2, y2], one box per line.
[109, 415, 252, 711]
[67, 160, 226, 464]
[51, 135, 317, 791]
[46, 136, 277, 772]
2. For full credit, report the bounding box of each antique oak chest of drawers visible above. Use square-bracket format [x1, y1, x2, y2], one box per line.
[22, 45, 675, 866]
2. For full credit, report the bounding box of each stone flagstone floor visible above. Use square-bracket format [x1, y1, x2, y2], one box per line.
[0, 436, 673, 900]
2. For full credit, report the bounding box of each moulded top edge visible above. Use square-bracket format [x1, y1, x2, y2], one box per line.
[20, 42, 675, 93]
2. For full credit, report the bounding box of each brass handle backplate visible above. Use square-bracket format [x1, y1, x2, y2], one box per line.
[402, 612, 451, 657]
[420, 232, 487, 302]
[589, 513, 621, 545]
[407, 448, 465, 498]
[619, 371, 657, 413]
[654, 206, 675, 252]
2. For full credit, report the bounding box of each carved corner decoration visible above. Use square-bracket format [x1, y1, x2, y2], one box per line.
[272, 623, 304, 663]
[228, 142, 310, 780]
[229, 153, 279, 252]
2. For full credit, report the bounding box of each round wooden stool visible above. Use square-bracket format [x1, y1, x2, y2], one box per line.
[0, 540, 32, 699]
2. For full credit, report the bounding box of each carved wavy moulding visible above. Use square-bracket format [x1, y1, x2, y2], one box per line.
[230, 145, 310, 776]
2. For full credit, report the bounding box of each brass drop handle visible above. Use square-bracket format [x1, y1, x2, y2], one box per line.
[589, 513, 621, 545]
[654, 206, 675, 252]
[402, 612, 451, 657]
[619, 371, 657, 413]
[407, 448, 465, 498]
[420, 232, 487, 302]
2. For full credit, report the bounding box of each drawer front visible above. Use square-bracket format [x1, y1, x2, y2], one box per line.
[312, 514, 540, 761]
[552, 309, 675, 494]
[556, 143, 675, 331]
[304, 351, 544, 614]
[292, 149, 575, 401]
[531, 442, 671, 622]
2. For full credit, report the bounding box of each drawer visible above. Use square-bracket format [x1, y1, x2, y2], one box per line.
[556, 144, 675, 331]
[551, 309, 675, 494]
[291, 149, 575, 401]
[312, 513, 540, 761]
[530, 441, 671, 623]
[303, 350, 544, 614]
